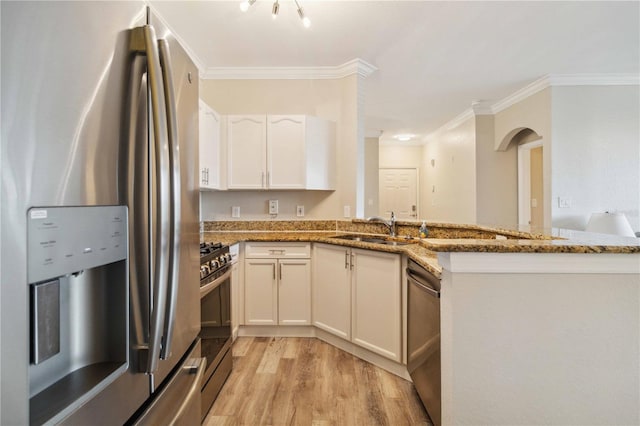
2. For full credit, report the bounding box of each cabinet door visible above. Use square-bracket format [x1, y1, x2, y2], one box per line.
[267, 115, 305, 189]
[312, 244, 351, 340]
[352, 249, 402, 362]
[278, 259, 311, 325]
[227, 115, 266, 189]
[244, 259, 277, 325]
[198, 101, 220, 189]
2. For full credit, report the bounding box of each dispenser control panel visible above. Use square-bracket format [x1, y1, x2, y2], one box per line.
[27, 206, 128, 284]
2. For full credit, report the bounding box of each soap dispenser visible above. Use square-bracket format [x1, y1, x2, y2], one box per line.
[419, 220, 429, 239]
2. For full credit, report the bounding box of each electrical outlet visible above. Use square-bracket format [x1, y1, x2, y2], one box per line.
[343, 205, 351, 218]
[269, 200, 279, 215]
[296, 205, 305, 217]
[231, 206, 240, 218]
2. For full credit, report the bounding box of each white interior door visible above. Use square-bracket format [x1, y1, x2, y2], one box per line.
[379, 168, 418, 219]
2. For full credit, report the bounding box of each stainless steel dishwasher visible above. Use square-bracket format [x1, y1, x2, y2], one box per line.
[407, 259, 441, 426]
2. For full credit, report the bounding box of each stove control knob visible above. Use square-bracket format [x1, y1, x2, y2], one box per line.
[211, 260, 220, 269]
[219, 256, 227, 265]
[200, 265, 210, 278]
[224, 253, 232, 263]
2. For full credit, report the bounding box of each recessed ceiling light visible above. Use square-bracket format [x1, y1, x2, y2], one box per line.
[393, 134, 415, 142]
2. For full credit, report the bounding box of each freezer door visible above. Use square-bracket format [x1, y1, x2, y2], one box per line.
[132, 340, 205, 426]
[1, 2, 148, 424]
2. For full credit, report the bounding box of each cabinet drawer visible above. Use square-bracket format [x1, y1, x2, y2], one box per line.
[245, 242, 310, 259]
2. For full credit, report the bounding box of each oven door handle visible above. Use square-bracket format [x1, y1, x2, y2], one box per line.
[200, 267, 232, 298]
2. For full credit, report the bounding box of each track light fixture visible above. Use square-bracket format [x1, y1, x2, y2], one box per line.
[240, 0, 310, 28]
[239, 0, 256, 12]
[294, 0, 311, 28]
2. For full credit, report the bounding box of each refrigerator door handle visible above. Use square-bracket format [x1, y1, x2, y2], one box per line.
[130, 24, 171, 374]
[123, 51, 148, 361]
[158, 38, 181, 361]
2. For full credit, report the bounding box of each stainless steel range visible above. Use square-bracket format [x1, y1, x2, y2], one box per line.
[199, 242, 233, 421]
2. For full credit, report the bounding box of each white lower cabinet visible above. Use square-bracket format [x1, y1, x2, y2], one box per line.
[245, 259, 278, 325]
[312, 244, 351, 340]
[278, 260, 311, 325]
[313, 243, 402, 362]
[351, 249, 402, 362]
[244, 244, 311, 326]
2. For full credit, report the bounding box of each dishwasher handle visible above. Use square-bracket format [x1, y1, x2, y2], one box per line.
[407, 269, 440, 299]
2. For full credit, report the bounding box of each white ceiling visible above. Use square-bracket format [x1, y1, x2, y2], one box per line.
[151, 1, 640, 144]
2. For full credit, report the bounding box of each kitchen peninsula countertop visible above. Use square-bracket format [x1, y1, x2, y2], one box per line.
[202, 230, 442, 276]
[201, 220, 640, 278]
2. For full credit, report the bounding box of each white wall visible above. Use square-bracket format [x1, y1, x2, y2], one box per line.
[382, 115, 517, 227]
[379, 145, 423, 169]
[364, 137, 379, 218]
[494, 88, 553, 228]
[439, 252, 640, 425]
[421, 117, 477, 224]
[551, 85, 640, 232]
[475, 114, 518, 227]
[199, 77, 360, 220]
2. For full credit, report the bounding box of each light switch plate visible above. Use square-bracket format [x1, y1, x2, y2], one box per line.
[296, 205, 304, 217]
[558, 197, 571, 208]
[269, 200, 278, 215]
[343, 205, 351, 218]
[231, 206, 240, 218]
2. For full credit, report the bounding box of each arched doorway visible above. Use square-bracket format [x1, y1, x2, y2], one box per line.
[498, 128, 544, 228]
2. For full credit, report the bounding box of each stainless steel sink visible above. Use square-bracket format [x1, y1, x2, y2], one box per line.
[332, 235, 411, 246]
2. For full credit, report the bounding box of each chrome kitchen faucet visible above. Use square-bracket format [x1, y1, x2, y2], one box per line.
[367, 212, 396, 237]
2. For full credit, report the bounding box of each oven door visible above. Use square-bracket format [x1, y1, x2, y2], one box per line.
[199, 265, 232, 420]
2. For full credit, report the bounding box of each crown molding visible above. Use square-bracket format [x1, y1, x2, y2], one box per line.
[423, 108, 474, 142]
[548, 73, 640, 87]
[471, 100, 494, 115]
[423, 73, 640, 143]
[491, 73, 640, 114]
[489, 75, 551, 114]
[201, 58, 378, 80]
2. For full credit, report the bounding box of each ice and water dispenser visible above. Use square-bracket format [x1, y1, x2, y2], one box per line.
[27, 206, 128, 425]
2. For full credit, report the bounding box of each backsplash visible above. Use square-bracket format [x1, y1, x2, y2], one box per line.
[202, 220, 337, 232]
[202, 219, 544, 240]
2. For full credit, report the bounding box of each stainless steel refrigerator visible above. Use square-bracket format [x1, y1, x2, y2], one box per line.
[1, 2, 202, 424]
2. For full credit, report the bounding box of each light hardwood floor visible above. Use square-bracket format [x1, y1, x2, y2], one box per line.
[204, 337, 431, 426]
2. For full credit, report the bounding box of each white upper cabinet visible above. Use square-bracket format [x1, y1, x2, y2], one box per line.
[198, 100, 223, 190]
[227, 115, 267, 189]
[227, 114, 336, 190]
[267, 115, 306, 189]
